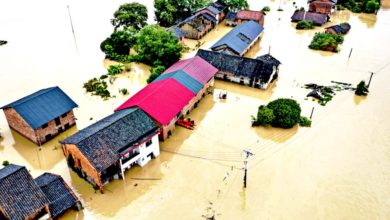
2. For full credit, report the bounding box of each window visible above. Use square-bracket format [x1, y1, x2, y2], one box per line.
[42, 123, 48, 129]
[55, 117, 61, 126]
[61, 112, 67, 118]
[146, 139, 152, 147]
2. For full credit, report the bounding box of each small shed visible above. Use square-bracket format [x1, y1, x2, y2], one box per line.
[236, 10, 265, 26]
[291, 11, 328, 26]
[325, 23, 351, 34]
[35, 173, 82, 219]
[0, 86, 78, 145]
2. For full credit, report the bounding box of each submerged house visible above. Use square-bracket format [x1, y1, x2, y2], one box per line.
[211, 20, 264, 57]
[0, 86, 78, 145]
[0, 164, 81, 220]
[197, 1, 226, 23]
[116, 56, 218, 140]
[325, 23, 351, 34]
[308, 0, 337, 14]
[196, 49, 281, 89]
[291, 11, 328, 26]
[167, 26, 186, 43]
[61, 108, 160, 192]
[178, 12, 217, 40]
[225, 12, 237, 26]
[226, 10, 265, 26]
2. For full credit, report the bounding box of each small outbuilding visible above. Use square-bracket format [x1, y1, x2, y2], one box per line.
[61, 108, 160, 192]
[291, 11, 328, 26]
[211, 20, 264, 57]
[196, 49, 281, 89]
[225, 12, 237, 26]
[308, 0, 337, 15]
[0, 86, 78, 145]
[325, 23, 351, 34]
[197, 1, 226, 23]
[236, 10, 265, 26]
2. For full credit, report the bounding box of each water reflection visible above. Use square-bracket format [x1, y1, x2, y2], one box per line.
[254, 125, 299, 143]
[353, 94, 367, 105]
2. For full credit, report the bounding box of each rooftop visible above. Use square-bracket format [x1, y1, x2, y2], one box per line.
[291, 11, 328, 25]
[154, 70, 204, 94]
[237, 10, 264, 22]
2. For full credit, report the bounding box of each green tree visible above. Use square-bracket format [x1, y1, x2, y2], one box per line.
[219, 0, 249, 11]
[100, 28, 136, 61]
[309, 33, 344, 52]
[267, 98, 301, 128]
[147, 65, 166, 83]
[2, 160, 10, 167]
[134, 25, 184, 68]
[365, 0, 380, 13]
[111, 3, 148, 31]
[262, 6, 271, 12]
[154, 0, 211, 26]
[296, 21, 314, 30]
[255, 105, 274, 126]
[355, 81, 369, 96]
[107, 64, 124, 75]
[299, 116, 312, 127]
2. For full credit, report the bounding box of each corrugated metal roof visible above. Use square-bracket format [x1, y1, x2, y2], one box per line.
[154, 70, 204, 94]
[35, 173, 79, 218]
[1, 86, 78, 129]
[0, 164, 49, 220]
[116, 79, 195, 126]
[163, 56, 218, 85]
[211, 20, 264, 55]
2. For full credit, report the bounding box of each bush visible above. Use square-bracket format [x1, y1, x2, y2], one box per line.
[83, 78, 111, 99]
[352, 5, 362, 13]
[365, 0, 380, 13]
[299, 116, 312, 127]
[340, 0, 379, 13]
[296, 21, 314, 30]
[255, 105, 274, 126]
[147, 65, 166, 83]
[119, 88, 129, 95]
[262, 6, 271, 12]
[309, 33, 344, 52]
[355, 81, 369, 96]
[268, 98, 301, 128]
[2, 160, 10, 166]
[107, 64, 123, 75]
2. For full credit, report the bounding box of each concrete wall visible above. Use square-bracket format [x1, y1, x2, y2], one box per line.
[2, 108, 38, 143]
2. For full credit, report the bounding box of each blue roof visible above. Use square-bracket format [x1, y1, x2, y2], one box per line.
[211, 20, 264, 55]
[153, 70, 204, 94]
[1, 86, 78, 129]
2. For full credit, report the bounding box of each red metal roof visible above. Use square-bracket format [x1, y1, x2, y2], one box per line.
[116, 78, 195, 126]
[237, 10, 264, 22]
[163, 56, 218, 85]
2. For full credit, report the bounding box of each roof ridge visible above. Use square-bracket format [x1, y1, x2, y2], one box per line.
[4, 87, 57, 108]
[0, 165, 24, 181]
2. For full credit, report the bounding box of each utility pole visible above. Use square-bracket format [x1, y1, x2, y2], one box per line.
[243, 149, 254, 188]
[67, 5, 79, 52]
[348, 48, 353, 59]
[310, 107, 315, 120]
[268, 45, 271, 55]
[367, 72, 374, 88]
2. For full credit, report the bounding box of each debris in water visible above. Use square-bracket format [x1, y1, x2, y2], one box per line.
[303, 81, 355, 106]
[0, 40, 7, 46]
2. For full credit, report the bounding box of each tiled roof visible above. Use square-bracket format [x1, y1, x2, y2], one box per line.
[163, 56, 218, 85]
[308, 0, 337, 4]
[35, 173, 80, 219]
[211, 20, 263, 55]
[116, 79, 195, 126]
[0, 164, 49, 220]
[225, 12, 237, 20]
[61, 108, 158, 171]
[1, 86, 78, 129]
[196, 49, 281, 87]
[154, 70, 204, 94]
[167, 26, 186, 38]
[237, 10, 264, 22]
[291, 11, 328, 25]
[325, 23, 351, 34]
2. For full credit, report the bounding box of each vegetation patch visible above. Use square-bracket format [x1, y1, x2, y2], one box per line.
[83, 78, 111, 99]
[338, 0, 380, 13]
[262, 6, 271, 12]
[304, 82, 356, 106]
[108, 64, 124, 75]
[2, 160, 10, 166]
[296, 20, 314, 30]
[355, 81, 369, 96]
[147, 65, 166, 84]
[252, 98, 311, 129]
[309, 33, 344, 52]
[119, 88, 129, 95]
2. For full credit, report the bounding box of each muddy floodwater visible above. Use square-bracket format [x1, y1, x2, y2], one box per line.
[1, 0, 390, 219]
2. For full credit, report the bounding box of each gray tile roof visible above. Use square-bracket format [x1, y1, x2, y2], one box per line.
[196, 49, 281, 85]
[225, 12, 237, 21]
[35, 173, 80, 219]
[1, 86, 78, 129]
[211, 20, 264, 55]
[291, 11, 328, 26]
[61, 108, 158, 172]
[0, 164, 49, 220]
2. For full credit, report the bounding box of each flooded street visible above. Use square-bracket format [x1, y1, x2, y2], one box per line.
[1, 0, 390, 219]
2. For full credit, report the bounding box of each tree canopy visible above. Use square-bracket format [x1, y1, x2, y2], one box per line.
[219, 0, 249, 12]
[100, 28, 136, 60]
[309, 33, 344, 52]
[355, 81, 369, 96]
[154, 0, 211, 27]
[253, 98, 307, 128]
[133, 25, 184, 68]
[111, 3, 148, 31]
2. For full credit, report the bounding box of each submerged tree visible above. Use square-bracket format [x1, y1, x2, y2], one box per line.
[219, 0, 249, 11]
[100, 28, 137, 61]
[147, 65, 166, 83]
[111, 3, 148, 31]
[134, 25, 184, 68]
[355, 81, 369, 96]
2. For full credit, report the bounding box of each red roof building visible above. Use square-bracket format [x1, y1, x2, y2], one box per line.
[116, 79, 194, 126]
[236, 10, 265, 27]
[164, 56, 218, 85]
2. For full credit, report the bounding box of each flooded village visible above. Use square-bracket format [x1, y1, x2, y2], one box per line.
[1, 0, 390, 219]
